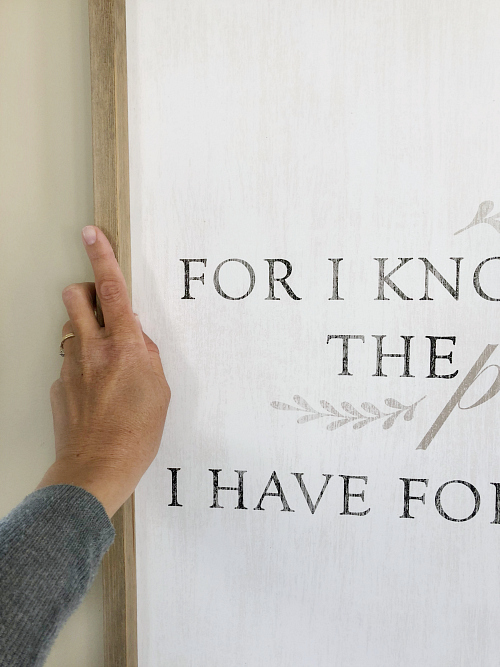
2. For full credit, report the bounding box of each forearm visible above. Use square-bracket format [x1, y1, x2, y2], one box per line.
[0, 485, 114, 667]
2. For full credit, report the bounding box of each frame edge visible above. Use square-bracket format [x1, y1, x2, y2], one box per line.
[88, 0, 137, 665]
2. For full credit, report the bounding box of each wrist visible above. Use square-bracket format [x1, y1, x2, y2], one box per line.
[37, 461, 127, 518]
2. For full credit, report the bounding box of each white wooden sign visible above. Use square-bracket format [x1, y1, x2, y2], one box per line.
[127, 2, 500, 664]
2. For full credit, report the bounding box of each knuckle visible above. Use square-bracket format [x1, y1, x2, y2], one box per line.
[102, 334, 137, 360]
[50, 379, 61, 398]
[62, 283, 80, 301]
[96, 244, 115, 262]
[148, 340, 160, 354]
[78, 339, 96, 363]
[99, 278, 124, 304]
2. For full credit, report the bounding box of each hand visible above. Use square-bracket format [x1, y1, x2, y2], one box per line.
[38, 226, 170, 517]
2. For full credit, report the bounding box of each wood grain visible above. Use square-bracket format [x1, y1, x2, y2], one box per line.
[88, 0, 137, 665]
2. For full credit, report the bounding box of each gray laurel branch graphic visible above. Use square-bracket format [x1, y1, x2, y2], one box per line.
[271, 395, 426, 431]
[455, 201, 500, 235]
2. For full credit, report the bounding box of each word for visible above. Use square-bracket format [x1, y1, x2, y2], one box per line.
[180, 257, 500, 301]
[165, 469, 500, 523]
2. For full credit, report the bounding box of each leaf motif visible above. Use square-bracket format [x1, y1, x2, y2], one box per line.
[275, 395, 424, 432]
[341, 402, 363, 418]
[353, 418, 375, 430]
[327, 418, 351, 430]
[455, 200, 495, 235]
[484, 218, 500, 233]
[361, 402, 381, 417]
[297, 414, 324, 424]
[480, 200, 495, 216]
[319, 400, 343, 417]
[404, 407, 415, 421]
[293, 395, 316, 412]
[385, 398, 404, 409]
[383, 413, 398, 429]
[270, 401, 302, 411]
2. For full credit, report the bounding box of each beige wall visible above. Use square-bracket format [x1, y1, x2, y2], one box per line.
[0, 1, 103, 665]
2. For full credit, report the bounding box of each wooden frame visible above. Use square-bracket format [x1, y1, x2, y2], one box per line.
[88, 1, 137, 665]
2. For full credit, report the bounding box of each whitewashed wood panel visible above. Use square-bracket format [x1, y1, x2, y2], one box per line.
[127, 2, 500, 664]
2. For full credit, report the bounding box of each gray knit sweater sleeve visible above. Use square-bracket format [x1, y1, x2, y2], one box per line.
[0, 485, 115, 666]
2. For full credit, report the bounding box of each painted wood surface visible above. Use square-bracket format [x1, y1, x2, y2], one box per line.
[88, 1, 137, 664]
[127, 2, 500, 664]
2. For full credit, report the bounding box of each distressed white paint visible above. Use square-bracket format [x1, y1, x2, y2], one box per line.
[127, 2, 500, 664]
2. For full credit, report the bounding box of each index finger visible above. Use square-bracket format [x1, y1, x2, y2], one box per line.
[82, 226, 135, 333]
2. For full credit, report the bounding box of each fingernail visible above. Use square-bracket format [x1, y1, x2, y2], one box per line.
[82, 226, 97, 245]
[134, 313, 143, 329]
